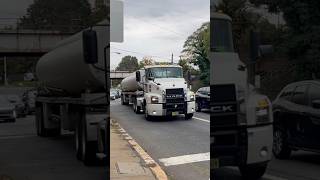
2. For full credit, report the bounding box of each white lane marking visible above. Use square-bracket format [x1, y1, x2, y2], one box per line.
[193, 116, 210, 123]
[159, 152, 210, 166]
[263, 174, 287, 180]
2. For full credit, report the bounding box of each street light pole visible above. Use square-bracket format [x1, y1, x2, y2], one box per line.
[3, 56, 8, 86]
[171, 53, 173, 64]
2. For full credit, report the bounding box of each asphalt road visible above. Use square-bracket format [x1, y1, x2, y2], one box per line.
[0, 115, 107, 180]
[111, 99, 320, 180]
[111, 99, 210, 180]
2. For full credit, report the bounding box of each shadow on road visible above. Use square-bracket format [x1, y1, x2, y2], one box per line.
[290, 152, 320, 165]
[211, 168, 243, 180]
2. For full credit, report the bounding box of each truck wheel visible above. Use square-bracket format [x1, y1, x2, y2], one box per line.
[239, 163, 267, 180]
[185, 113, 193, 120]
[35, 102, 60, 137]
[75, 118, 82, 160]
[145, 110, 152, 121]
[195, 102, 201, 112]
[136, 106, 141, 114]
[133, 102, 137, 113]
[134, 103, 141, 114]
[80, 114, 98, 166]
[273, 127, 291, 159]
[121, 95, 129, 105]
[36, 102, 45, 136]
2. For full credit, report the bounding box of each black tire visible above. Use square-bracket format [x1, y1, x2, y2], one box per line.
[75, 113, 83, 160]
[195, 102, 201, 112]
[145, 110, 153, 121]
[121, 95, 129, 105]
[134, 102, 142, 114]
[35, 102, 45, 136]
[136, 106, 142, 114]
[239, 163, 267, 180]
[35, 102, 60, 137]
[133, 102, 137, 113]
[273, 126, 291, 159]
[79, 112, 98, 166]
[185, 113, 193, 120]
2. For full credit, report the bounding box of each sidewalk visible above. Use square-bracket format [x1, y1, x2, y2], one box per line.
[110, 120, 156, 180]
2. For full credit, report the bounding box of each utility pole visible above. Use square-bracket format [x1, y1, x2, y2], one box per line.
[171, 53, 173, 64]
[3, 56, 8, 86]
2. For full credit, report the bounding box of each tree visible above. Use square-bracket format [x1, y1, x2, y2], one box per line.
[182, 22, 210, 85]
[116, 56, 139, 72]
[19, 0, 95, 32]
[250, 0, 320, 79]
[139, 57, 155, 68]
[91, 0, 108, 25]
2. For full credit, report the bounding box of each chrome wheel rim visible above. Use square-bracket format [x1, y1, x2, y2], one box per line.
[273, 129, 282, 155]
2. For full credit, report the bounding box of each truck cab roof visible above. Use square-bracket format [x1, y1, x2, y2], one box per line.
[143, 65, 182, 69]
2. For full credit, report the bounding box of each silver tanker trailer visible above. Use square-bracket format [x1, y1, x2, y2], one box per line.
[35, 23, 108, 165]
[34, 0, 123, 165]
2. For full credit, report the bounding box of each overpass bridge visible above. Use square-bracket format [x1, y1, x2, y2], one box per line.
[110, 70, 131, 79]
[0, 29, 73, 57]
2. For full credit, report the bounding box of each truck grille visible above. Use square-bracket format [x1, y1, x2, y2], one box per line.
[165, 88, 185, 114]
[166, 88, 184, 103]
[211, 84, 238, 129]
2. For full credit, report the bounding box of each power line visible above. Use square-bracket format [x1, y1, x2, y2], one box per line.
[111, 47, 181, 62]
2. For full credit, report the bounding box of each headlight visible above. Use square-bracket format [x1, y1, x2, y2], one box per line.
[190, 95, 195, 101]
[151, 96, 159, 103]
[256, 99, 270, 124]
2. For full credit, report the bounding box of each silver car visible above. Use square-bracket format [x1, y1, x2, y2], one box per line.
[0, 95, 17, 122]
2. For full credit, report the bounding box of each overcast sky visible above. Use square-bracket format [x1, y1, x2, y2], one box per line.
[110, 0, 210, 70]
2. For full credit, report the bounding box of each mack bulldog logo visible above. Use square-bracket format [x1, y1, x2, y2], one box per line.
[212, 105, 236, 113]
[166, 94, 183, 98]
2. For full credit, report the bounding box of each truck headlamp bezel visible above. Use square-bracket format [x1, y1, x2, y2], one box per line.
[190, 94, 195, 101]
[256, 99, 271, 124]
[151, 96, 159, 103]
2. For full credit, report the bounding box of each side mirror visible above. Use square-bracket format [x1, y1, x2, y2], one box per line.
[136, 71, 141, 82]
[148, 76, 155, 81]
[83, 30, 98, 64]
[312, 100, 320, 109]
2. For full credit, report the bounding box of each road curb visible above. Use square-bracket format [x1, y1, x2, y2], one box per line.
[111, 119, 169, 180]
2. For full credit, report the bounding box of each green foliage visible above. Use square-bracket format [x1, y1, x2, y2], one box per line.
[19, 0, 105, 32]
[250, 0, 320, 79]
[182, 22, 210, 85]
[138, 57, 155, 68]
[116, 56, 139, 72]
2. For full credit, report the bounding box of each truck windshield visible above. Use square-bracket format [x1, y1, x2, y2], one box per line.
[147, 67, 183, 78]
[211, 18, 234, 52]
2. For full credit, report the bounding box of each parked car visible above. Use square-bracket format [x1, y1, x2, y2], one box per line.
[110, 91, 117, 100]
[111, 88, 120, 99]
[273, 80, 320, 159]
[0, 95, 17, 122]
[22, 89, 37, 114]
[7, 95, 27, 117]
[195, 86, 210, 112]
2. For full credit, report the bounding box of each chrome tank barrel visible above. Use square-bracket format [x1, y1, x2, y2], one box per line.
[36, 23, 108, 94]
[120, 71, 143, 92]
